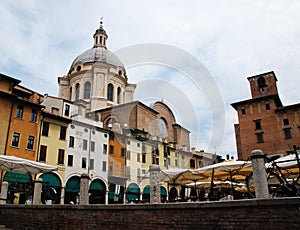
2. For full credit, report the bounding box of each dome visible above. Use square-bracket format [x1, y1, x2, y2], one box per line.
[69, 47, 124, 72]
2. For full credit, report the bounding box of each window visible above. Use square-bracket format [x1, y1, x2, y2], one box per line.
[102, 161, 107, 172]
[127, 151, 131, 160]
[137, 153, 141, 162]
[12, 132, 20, 147]
[84, 82, 91, 99]
[90, 159, 94, 170]
[283, 128, 292, 139]
[142, 143, 146, 152]
[258, 77, 266, 88]
[58, 149, 65, 164]
[127, 140, 131, 145]
[39, 145, 47, 162]
[256, 133, 264, 143]
[60, 126, 67, 140]
[30, 109, 38, 122]
[126, 166, 130, 177]
[265, 103, 270, 110]
[241, 108, 246, 115]
[190, 159, 196, 168]
[121, 148, 125, 157]
[82, 157, 87, 168]
[91, 141, 95, 152]
[117, 87, 121, 104]
[67, 155, 73, 167]
[83, 139, 88, 150]
[137, 143, 140, 147]
[103, 144, 107, 154]
[109, 145, 114, 155]
[75, 83, 80, 101]
[64, 104, 70, 117]
[69, 136, 74, 148]
[27, 136, 34, 150]
[76, 65, 81, 72]
[283, 119, 289, 126]
[107, 83, 114, 101]
[142, 153, 146, 163]
[42, 122, 50, 136]
[16, 105, 24, 119]
[255, 120, 262, 130]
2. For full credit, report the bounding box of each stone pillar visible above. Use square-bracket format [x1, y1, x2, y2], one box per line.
[60, 187, 65, 204]
[0, 181, 8, 205]
[33, 178, 43, 205]
[149, 165, 161, 203]
[80, 173, 90, 205]
[105, 189, 109, 205]
[251, 150, 269, 198]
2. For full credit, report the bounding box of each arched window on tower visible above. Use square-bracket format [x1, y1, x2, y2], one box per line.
[117, 87, 122, 104]
[75, 83, 80, 101]
[107, 83, 114, 102]
[258, 77, 266, 88]
[84, 82, 91, 99]
[69, 86, 72, 101]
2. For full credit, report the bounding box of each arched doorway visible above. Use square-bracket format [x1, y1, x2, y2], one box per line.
[3, 172, 33, 204]
[160, 186, 167, 203]
[89, 179, 106, 204]
[39, 172, 62, 204]
[126, 183, 140, 203]
[142, 185, 150, 203]
[64, 176, 80, 204]
[169, 187, 178, 202]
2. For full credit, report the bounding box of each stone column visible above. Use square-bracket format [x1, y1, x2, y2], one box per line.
[251, 150, 269, 199]
[149, 165, 161, 203]
[33, 178, 43, 205]
[105, 189, 109, 205]
[60, 187, 65, 204]
[0, 181, 8, 205]
[80, 173, 90, 205]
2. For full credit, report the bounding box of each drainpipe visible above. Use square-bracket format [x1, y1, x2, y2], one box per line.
[4, 99, 14, 156]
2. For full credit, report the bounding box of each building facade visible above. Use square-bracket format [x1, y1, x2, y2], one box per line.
[231, 71, 300, 160]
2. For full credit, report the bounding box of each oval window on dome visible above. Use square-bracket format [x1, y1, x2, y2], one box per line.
[118, 70, 122, 76]
[76, 65, 81, 72]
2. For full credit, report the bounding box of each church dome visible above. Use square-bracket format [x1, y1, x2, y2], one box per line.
[69, 47, 124, 72]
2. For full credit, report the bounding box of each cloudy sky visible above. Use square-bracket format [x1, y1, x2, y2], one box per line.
[1, 0, 300, 158]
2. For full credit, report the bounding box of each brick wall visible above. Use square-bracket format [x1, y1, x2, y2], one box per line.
[0, 198, 299, 229]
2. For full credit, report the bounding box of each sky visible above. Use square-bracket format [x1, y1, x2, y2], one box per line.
[1, 0, 300, 159]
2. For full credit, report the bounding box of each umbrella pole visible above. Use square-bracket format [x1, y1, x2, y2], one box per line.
[209, 168, 214, 200]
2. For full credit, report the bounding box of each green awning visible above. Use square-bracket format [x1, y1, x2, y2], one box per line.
[126, 183, 140, 201]
[3, 172, 32, 183]
[65, 176, 80, 193]
[89, 180, 106, 191]
[40, 173, 61, 187]
[143, 185, 150, 195]
[160, 186, 167, 196]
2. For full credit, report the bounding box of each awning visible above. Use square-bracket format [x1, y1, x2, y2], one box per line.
[40, 173, 61, 187]
[0, 155, 58, 174]
[143, 185, 150, 195]
[3, 171, 32, 183]
[126, 183, 140, 201]
[89, 179, 106, 191]
[160, 186, 167, 196]
[65, 176, 80, 193]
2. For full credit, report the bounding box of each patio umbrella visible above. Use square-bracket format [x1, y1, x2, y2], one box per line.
[0, 155, 58, 175]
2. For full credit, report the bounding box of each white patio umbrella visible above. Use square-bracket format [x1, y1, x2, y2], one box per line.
[0, 155, 58, 175]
